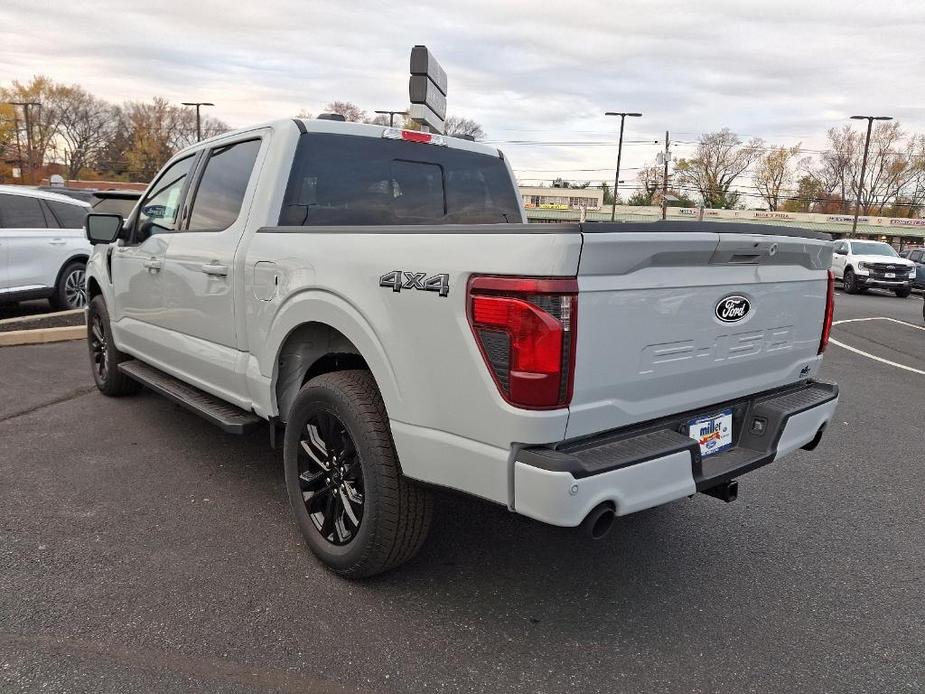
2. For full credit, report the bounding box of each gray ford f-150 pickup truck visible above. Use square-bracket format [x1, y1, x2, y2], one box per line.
[83, 118, 839, 577]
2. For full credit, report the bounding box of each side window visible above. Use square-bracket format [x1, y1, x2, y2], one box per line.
[134, 156, 196, 241]
[911, 250, 922, 263]
[187, 139, 261, 232]
[0, 194, 48, 228]
[46, 200, 88, 228]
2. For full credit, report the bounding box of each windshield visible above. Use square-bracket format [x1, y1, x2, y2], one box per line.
[279, 133, 521, 226]
[850, 241, 898, 257]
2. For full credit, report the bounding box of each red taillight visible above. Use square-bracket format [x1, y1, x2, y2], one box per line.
[468, 276, 578, 409]
[382, 128, 447, 146]
[819, 269, 835, 354]
[401, 129, 432, 143]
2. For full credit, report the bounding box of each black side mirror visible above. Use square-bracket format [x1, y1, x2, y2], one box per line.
[85, 213, 124, 245]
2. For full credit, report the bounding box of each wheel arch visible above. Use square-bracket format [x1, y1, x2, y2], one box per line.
[53, 253, 89, 290]
[87, 275, 103, 300]
[261, 290, 403, 424]
[275, 322, 371, 422]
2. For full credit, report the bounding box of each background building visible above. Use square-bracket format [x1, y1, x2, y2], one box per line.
[519, 185, 603, 210]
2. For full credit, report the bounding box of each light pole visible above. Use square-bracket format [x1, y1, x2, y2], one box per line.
[375, 110, 409, 127]
[7, 101, 41, 183]
[182, 102, 214, 142]
[849, 114, 892, 236]
[605, 111, 642, 221]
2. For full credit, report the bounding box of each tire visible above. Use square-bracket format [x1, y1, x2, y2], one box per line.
[87, 295, 141, 396]
[894, 287, 911, 298]
[843, 268, 859, 294]
[283, 370, 432, 578]
[52, 260, 88, 310]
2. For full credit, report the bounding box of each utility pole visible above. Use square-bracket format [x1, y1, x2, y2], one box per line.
[12, 111, 23, 180]
[8, 101, 41, 184]
[605, 111, 642, 221]
[849, 114, 892, 236]
[181, 102, 214, 142]
[661, 130, 670, 220]
[374, 110, 409, 127]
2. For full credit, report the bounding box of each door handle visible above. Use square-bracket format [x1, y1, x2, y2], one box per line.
[200, 263, 229, 277]
[49, 238, 67, 246]
[143, 258, 162, 271]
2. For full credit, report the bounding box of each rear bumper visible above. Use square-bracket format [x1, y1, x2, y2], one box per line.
[513, 381, 838, 527]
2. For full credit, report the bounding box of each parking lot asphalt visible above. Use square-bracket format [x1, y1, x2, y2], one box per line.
[1, 291, 923, 693]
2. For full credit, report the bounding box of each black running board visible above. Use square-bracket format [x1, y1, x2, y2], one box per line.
[118, 360, 263, 434]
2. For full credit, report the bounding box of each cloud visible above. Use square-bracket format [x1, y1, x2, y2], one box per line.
[1, 0, 923, 187]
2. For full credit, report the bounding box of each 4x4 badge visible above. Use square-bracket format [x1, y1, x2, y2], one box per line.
[380, 270, 450, 297]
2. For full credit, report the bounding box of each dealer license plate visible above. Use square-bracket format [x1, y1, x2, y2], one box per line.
[885, 273, 896, 279]
[688, 409, 733, 457]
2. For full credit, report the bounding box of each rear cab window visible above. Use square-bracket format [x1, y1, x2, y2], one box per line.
[279, 133, 520, 226]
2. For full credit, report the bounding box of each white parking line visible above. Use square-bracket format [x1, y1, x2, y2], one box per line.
[829, 316, 925, 375]
[832, 316, 925, 332]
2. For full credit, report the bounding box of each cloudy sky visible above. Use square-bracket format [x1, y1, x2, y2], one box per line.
[2, 0, 924, 192]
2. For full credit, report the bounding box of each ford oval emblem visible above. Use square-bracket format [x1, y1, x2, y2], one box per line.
[715, 295, 751, 323]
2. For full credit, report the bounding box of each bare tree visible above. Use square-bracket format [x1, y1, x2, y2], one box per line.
[366, 113, 391, 126]
[753, 144, 801, 210]
[803, 126, 857, 212]
[120, 97, 180, 181]
[638, 164, 663, 201]
[57, 87, 117, 179]
[674, 129, 762, 208]
[0, 75, 69, 171]
[323, 101, 367, 122]
[444, 116, 486, 140]
[854, 121, 912, 215]
[171, 107, 229, 150]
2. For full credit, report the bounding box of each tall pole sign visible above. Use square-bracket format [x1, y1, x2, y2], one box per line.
[409, 45, 447, 134]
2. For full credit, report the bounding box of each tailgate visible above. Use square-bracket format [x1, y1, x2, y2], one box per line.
[566, 228, 833, 439]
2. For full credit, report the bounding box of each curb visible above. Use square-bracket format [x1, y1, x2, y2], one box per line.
[0, 308, 84, 327]
[0, 325, 86, 348]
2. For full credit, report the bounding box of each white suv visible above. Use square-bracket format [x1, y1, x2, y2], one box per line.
[831, 239, 916, 298]
[0, 186, 91, 309]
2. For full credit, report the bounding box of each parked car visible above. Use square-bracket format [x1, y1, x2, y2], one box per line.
[37, 186, 95, 204]
[900, 248, 925, 290]
[831, 239, 916, 297]
[0, 185, 92, 309]
[82, 118, 839, 577]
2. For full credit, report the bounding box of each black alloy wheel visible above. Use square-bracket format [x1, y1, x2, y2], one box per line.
[283, 370, 432, 577]
[86, 295, 140, 396]
[89, 312, 109, 382]
[298, 411, 365, 545]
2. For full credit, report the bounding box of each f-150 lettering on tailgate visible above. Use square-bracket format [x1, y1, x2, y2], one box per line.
[638, 326, 794, 376]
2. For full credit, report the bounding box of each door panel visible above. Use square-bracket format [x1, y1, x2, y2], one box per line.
[0, 193, 57, 291]
[110, 154, 197, 353]
[157, 136, 264, 394]
[5, 229, 85, 290]
[0, 231, 8, 290]
[160, 137, 264, 346]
